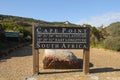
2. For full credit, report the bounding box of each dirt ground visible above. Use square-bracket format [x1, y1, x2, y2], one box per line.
[0, 45, 120, 80]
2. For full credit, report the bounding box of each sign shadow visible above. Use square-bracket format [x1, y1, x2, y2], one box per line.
[38, 69, 82, 75]
[90, 67, 120, 73]
[0, 45, 32, 62]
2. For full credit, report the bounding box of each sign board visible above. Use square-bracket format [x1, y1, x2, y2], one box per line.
[34, 26, 90, 49]
[32, 26, 90, 75]
[5, 32, 19, 37]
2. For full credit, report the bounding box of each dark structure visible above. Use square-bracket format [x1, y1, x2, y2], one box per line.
[0, 24, 5, 41]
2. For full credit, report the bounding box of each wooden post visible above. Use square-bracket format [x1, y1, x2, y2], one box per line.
[83, 48, 90, 74]
[83, 27, 90, 75]
[32, 25, 39, 75]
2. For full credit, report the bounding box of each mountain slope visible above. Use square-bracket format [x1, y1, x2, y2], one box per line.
[0, 14, 78, 27]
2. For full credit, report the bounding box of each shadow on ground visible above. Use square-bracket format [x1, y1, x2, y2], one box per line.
[78, 58, 94, 69]
[39, 69, 82, 75]
[39, 67, 120, 75]
[90, 67, 120, 73]
[0, 45, 32, 61]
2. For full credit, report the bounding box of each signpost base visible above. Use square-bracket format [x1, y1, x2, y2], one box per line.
[83, 49, 90, 74]
[33, 49, 39, 75]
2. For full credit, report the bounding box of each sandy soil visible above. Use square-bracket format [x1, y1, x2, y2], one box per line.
[0, 45, 120, 80]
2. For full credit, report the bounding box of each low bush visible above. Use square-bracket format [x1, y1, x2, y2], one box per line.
[104, 36, 120, 51]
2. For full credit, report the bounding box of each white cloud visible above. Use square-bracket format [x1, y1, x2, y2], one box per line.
[77, 12, 120, 27]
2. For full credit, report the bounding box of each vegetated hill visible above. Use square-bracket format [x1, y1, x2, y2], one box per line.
[104, 22, 120, 51]
[105, 22, 120, 36]
[0, 14, 119, 51]
[0, 14, 80, 44]
[0, 14, 104, 45]
[0, 14, 51, 27]
[0, 14, 80, 38]
[0, 14, 78, 27]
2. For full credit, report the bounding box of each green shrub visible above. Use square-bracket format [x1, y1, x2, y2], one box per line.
[90, 41, 104, 48]
[104, 36, 120, 51]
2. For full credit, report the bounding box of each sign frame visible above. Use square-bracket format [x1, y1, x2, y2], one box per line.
[32, 25, 90, 75]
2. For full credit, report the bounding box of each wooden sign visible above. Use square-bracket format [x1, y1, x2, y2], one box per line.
[34, 26, 89, 49]
[32, 26, 90, 75]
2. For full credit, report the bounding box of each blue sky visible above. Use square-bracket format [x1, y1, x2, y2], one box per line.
[0, 0, 120, 27]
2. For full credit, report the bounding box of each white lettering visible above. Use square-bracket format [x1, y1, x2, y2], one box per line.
[61, 44, 66, 48]
[62, 28, 66, 33]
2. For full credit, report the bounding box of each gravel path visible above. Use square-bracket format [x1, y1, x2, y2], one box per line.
[0, 45, 120, 80]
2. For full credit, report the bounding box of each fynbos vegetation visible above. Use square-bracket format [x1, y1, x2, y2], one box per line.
[104, 22, 120, 51]
[0, 14, 120, 51]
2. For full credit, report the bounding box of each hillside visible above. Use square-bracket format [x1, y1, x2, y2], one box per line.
[0, 14, 120, 51]
[104, 22, 120, 51]
[0, 14, 78, 27]
[0, 14, 81, 55]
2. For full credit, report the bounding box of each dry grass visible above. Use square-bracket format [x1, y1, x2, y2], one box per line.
[0, 46, 120, 80]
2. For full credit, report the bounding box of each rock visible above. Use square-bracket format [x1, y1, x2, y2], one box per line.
[25, 77, 36, 80]
[43, 49, 81, 69]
